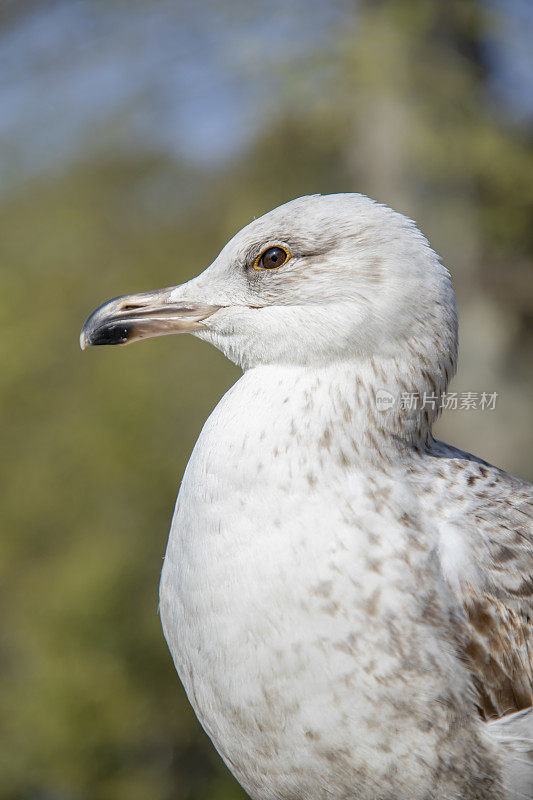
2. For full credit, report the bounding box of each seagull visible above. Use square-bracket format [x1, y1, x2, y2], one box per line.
[80, 194, 533, 800]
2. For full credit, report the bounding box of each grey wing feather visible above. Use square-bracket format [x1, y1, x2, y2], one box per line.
[473, 475, 533, 609]
[418, 441, 533, 720]
[487, 708, 533, 800]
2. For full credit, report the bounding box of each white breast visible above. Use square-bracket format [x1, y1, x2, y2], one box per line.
[159, 365, 487, 800]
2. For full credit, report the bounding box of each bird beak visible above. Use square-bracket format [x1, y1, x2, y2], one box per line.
[80, 286, 222, 350]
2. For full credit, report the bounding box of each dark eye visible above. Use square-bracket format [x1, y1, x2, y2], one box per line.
[254, 246, 290, 270]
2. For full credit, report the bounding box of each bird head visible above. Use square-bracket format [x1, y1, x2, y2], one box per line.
[80, 193, 457, 395]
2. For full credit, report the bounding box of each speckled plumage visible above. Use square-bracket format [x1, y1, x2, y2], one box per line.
[83, 194, 533, 799]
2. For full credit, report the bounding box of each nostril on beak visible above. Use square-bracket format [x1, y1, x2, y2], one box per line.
[120, 303, 145, 312]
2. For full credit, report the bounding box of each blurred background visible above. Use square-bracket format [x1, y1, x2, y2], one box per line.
[1, 0, 532, 798]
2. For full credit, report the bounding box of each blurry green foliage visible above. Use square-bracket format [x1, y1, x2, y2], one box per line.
[1, 1, 532, 799]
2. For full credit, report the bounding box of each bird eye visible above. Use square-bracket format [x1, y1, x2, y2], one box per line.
[254, 246, 291, 270]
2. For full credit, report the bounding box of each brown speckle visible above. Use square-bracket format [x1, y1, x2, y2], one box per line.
[314, 580, 333, 598]
[306, 472, 318, 488]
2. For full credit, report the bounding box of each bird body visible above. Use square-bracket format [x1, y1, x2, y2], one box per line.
[81, 194, 533, 799]
[160, 364, 501, 799]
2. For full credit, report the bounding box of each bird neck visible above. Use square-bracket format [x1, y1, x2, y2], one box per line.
[232, 354, 451, 462]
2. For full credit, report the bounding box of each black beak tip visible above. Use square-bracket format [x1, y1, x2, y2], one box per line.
[91, 323, 131, 346]
[80, 321, 132, 349]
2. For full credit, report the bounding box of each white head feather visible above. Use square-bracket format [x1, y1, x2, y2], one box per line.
[171, 193, 457, 439]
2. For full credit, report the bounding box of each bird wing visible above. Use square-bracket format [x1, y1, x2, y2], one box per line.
[420, 442, 533, 720]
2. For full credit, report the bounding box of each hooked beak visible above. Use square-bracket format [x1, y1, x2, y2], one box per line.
[80, 286, 222, 350]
